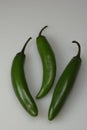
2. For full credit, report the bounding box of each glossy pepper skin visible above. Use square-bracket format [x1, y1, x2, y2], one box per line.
[48, 41, 81, 120]
[36, 26, 56, 99]
[11, 37, 38, 117]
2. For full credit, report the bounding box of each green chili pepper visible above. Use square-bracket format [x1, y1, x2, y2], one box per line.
[48, 41, 81, 120]
[36, 26, 56, 99]
[11, 37, 38, 117]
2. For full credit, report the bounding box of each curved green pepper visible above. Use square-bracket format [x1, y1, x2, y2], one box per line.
[48, 41, 81, 120]
[11, 37, 38, 117]
[36, 26, 56, 99]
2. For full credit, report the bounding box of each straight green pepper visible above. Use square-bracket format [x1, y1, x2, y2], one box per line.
[48, 41, 81, 120]
[11, 37, 38, 117]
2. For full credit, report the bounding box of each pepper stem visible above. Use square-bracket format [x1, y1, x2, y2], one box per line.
[72, 40, 81, 58]
[39, 26, 48, 36]
[21, 37, 32, 53]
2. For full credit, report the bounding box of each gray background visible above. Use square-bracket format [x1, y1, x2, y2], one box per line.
[0, 0, 87, 129]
